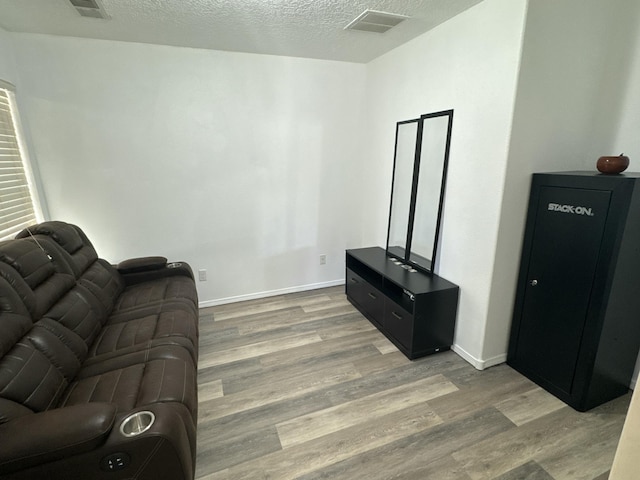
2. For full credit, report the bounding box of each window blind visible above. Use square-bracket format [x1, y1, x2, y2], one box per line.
[0, 85, 39, 240]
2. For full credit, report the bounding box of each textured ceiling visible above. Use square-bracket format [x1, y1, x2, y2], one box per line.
[0, 0, 484, 63]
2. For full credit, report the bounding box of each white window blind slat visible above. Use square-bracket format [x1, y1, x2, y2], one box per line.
[0, 85, 42, 241]
[0, 218, 36, 240]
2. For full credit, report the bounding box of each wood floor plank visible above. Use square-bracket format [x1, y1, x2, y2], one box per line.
[234, 304, 358, 335]
[198, 324, 240, 347]
[198, 331, 324, 368]
[200, 361, 362, 421]
[199, 379, 224, 402]
[376, 454, 474, 480]
[536, 403, 627, 480]
[295, 407, 515, 480]
[452, 396, 630, 480]
[205, 401, 444, 480]
[494, 386, 566, 426]
[323, 351, 465, 407]
[221, 343, 379, 396]
[198, 388, 335, 447]
[197, 357, 262, 385]
[429, 364, 535, 422]
[493, 461, 554, 480]
[352, 348, 411, 376]
[201, 308, 366, 352]
[212, 294, 334, 321]
[257, 329, 384, 368]
[373, 335, 399, 354]
[195, 425, 282, 476]
[276, 373, 458, 448]
[316, 316, 377, 340]
[301, 296, 353, 313]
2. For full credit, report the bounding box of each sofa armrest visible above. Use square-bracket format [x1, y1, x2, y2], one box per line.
[118, 259, 195, 286]
[0, 403, 116, 475]
[116, 256, 167, 274]
[1, 404, 195, 480]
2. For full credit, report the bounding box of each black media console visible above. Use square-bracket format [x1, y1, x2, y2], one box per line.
[346, 247, 459, 359]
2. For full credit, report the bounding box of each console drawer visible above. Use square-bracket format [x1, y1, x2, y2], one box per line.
[384, 300, 414, 349]
[346, 268, 384, 326]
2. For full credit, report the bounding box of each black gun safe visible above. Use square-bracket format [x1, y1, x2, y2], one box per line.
[508, 171, 640, 411]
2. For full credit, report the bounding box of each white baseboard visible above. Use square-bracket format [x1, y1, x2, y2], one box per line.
[451, 344, 507, 371]
[198, 279, 345, 308]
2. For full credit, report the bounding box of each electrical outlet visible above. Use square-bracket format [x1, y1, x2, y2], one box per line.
[319, 254, 327, 265]
[198, 269, 207, 281]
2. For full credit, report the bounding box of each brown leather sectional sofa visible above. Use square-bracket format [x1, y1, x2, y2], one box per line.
[0, 221, 199, 480]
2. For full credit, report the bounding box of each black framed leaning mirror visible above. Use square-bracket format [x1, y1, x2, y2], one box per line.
[386, 109, 454, 273]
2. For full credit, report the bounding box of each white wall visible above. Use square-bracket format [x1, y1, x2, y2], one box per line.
[486, 0, 640, 366]
[10, 34, 367, 305]
[609, 1, 640, 161]
[364, 0, 528, 367]
[0, 27, 19, 83]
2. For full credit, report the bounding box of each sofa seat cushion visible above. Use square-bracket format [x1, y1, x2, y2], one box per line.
[60, 357, 197, 419]
[87, 309, 198, 363]
[0, 340, 68, 413]
[113, 276, 198, 314]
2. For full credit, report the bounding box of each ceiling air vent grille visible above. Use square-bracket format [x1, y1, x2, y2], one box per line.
[345, 10, 409, 34]
[69, 0, 110, 20]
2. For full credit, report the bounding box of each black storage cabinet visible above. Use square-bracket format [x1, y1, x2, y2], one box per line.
[508, 171, 640, 411]
[346, 247, 459, 359]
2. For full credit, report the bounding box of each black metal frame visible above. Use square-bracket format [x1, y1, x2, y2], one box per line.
[385, 109, 454, 274]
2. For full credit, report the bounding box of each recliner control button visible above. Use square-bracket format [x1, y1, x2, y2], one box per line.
[100, 452, 130, 472]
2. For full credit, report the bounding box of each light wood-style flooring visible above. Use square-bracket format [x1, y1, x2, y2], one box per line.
[195, 286, 630, 480]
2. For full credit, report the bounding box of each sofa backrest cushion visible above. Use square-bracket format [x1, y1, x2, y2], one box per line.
[0, 277, 31, 358]
[0, 278, 69, 414]
[77, 259, 125, 313]
[17, 222, 98, 279]
[17, 223, 125, 314]
[0, 240, 75, 320]
[26, 319, 86, 381]
[43, 284, 108, 350]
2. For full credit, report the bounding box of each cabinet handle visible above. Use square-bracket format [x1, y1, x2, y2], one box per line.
[530, 279, 538, 286]
[368, 292, 377, 300]
[350, 277, 359, 284]
[391, 311, 403, 320]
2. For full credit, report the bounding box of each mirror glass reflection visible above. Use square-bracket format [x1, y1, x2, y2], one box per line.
[387, 119, 419, 260]
[410, 114, 451, 268]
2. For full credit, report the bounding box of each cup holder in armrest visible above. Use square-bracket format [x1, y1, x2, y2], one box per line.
[166, 262, 183, 269]
[119, 411, 155, 437]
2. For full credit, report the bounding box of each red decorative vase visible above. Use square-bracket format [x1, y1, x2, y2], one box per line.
[597, 154, 629, 174]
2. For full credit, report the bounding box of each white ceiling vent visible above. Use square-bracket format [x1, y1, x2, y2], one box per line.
[345, 10, 409, 34]
[69, 0, 110, 20]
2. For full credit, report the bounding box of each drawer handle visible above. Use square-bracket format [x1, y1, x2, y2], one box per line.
[368, 292, 377, 300]
[391, 311, 403, 320]
[350, 277, 359, 284]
